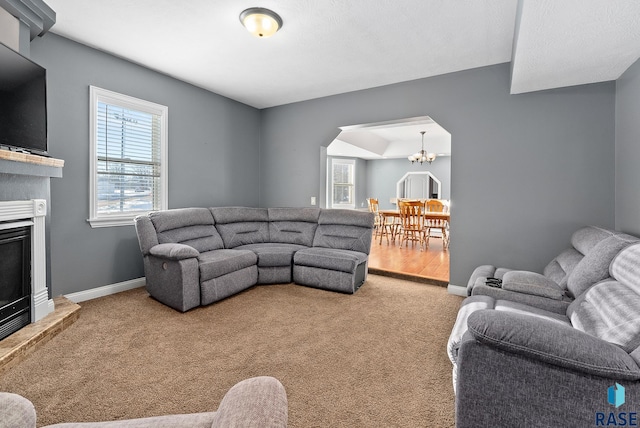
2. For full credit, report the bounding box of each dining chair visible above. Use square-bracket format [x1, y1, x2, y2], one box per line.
[398, 200, 427, 250]
[424, 199, 449, 249]
[367, 198, 395, 244]
[425, 199, 445, 213]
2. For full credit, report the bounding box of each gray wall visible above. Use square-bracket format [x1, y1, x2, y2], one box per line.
[366, 156, 451, 210]
[615, 57, 640, 235]
[29, 34, 261, 296]
[260, 64, 616, 286]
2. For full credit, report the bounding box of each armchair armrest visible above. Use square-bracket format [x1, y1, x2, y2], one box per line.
[149, 243, 199, 260]
[501, 270, 566, 300]
[467, 310, 640, 380]
[211, 376, 288, 427]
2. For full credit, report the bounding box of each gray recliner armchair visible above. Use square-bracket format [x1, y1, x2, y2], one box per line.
[0, 376, 287, 427]
[449, 241, 640, 427]
[466, 226, 637, 313]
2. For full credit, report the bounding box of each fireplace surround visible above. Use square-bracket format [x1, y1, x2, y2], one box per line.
[0, 200, 53, 334]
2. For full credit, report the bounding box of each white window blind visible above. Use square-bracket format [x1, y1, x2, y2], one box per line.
[89, 87, 167, 227]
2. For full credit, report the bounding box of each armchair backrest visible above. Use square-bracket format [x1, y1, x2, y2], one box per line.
[543, 226, 618, 288]
[568, 242, 640, 361]
[564, 233, 638, 298]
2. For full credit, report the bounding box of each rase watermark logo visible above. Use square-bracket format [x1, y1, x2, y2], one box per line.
[610, 384, 626, 409]
[595, 383, 637, 426]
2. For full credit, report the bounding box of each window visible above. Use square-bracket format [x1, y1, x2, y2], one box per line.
[331, 158, 355, 209]
[89, 86, 168, 227]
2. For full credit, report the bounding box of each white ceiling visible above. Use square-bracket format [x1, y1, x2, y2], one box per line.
[328, 116, 451, 160]
[43, 0, 640, 110]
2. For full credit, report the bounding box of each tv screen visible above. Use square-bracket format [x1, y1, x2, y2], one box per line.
[0, 42, 47, 156]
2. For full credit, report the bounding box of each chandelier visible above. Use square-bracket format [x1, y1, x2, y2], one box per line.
[408, 131, 436, 165]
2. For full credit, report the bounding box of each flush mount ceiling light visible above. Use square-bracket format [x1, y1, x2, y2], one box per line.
[408, 131, 437, 165]
[240, 7, 283, 38]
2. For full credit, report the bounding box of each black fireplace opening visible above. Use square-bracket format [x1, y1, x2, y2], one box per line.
[0, 225, 31, 341]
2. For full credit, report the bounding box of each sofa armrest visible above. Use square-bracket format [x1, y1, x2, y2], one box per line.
[149, 243, 199, 260]
[501, 270, 566, 300]
[467, 310, 640, 380]
[466, 265, 496, 295]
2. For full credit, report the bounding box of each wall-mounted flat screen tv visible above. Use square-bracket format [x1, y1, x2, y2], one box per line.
[0, 42, 48, 156]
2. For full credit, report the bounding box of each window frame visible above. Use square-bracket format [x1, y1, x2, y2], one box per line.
[88, 86, 168, 228]
[330, 158, 356, 209]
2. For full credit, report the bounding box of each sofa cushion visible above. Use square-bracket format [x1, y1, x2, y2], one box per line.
[235, 243, 307, 267]
[198, 249, 258, 280]
[569, 242, 640, 353]
[570, 280, 640, 353]
[268, 207, 320, 246]
[543, 248, 584, 288]
[268, 207, 320, 223]
[211, 207, 270, 223]
[610, 241, 640, 288]
[313, 210, 374, 254]
[150, 208, 223, 253]
[501, 271, 565, 300]
[294, 247, 367, 273]
[268, 221, 317, 246]
[494, 299, 571, 325]
[570, 225, 617, 255]
[211, 207, 270, 248]
[565, 233, 638, 298]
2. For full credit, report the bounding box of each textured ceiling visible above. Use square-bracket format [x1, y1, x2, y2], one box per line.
[40, 0, 640, 159]
[43, 0, 640, 109]
[510, 0, 640, 94]
[44, 0, 515, 108]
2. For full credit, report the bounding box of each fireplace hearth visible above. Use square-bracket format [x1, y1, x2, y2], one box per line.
[0, 225, 31, 340]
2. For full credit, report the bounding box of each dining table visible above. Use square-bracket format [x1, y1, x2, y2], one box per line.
[377, 209, 450, 246]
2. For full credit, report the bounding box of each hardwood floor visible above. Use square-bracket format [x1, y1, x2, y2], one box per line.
[368, 234, 450, 285]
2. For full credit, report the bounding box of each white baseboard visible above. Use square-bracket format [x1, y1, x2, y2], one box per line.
[447, 284, 467, 297]
[64, 277, 146, 303]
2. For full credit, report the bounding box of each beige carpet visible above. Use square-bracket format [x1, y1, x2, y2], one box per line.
[0, 274, 462, 427]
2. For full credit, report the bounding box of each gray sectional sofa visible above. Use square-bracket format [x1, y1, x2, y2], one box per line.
[449, 227, 640, 427]
[134, 207, 374, 312]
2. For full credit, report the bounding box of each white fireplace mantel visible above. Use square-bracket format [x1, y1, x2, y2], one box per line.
[0, 199, 53, 321]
